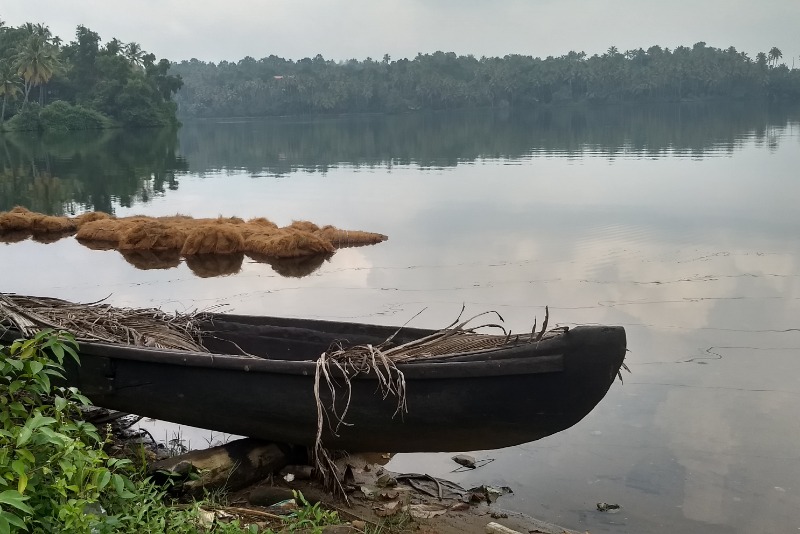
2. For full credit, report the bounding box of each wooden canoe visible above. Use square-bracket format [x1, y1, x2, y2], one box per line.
[15, 313, 628, 452]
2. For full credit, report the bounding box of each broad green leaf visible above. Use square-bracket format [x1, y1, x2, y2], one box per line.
[111, 474, 135, 499]
[112, 474, 124, 495]
[96, 469, 111, 491]
[27, 361, 43, 376]
[50, 343, 64, 364]
[16, 450, 34, 464]
[0, 490, 33, 514]
[63, 344, 80, 364]
[1, 510, 26, 530]
[10, 461, 26, 479]
[15, 427, 31, 448]
[27, 414, 56, 430]
[18, 345, 35, 361]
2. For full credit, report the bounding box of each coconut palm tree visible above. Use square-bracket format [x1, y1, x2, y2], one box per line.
[105, 38, 123, 56]
[768, 47, 783, 67]
[0, 61, 22, 127]
[124, 42, 145, 68]
[14, 34, 60, 107]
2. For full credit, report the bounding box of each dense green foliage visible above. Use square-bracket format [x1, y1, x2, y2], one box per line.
[0, 21, 182, 131]
[0, 330, 340, 533]
[172, 44, 800, 118]
[0, 330, 173, 533]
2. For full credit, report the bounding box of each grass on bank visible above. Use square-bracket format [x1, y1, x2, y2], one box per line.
[0, 329, 346, 534]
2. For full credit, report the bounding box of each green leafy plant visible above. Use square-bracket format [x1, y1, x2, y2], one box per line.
[0, 329, 117, 532]
[285, 490, 341, 533]
[0, 331, 218, 533]
[1, 330, 342, 533]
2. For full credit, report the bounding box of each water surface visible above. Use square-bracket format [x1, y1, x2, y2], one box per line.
[2, 103, 798, 533]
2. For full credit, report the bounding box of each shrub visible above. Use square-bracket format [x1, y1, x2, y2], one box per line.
[3, 102, 111, 132]
[39, 101, 111, 131]
[3, 103, 43, 132]
[0, 331, 190, 533]
[0, 330, 339, 533]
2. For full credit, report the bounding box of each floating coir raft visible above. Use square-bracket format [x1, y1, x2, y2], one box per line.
[0, 207, 387, 264]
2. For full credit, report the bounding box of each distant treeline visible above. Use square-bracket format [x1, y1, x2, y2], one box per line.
[171, 43, 800, 118]
[0, 21, 182, 131]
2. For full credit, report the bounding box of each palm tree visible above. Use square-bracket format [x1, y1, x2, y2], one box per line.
[125, 42, 145, 68]
[105, 38, 123, 56]
[768, 47, 783, 67]
[0, 62, 22, 128]
[14, 34, 60, 107]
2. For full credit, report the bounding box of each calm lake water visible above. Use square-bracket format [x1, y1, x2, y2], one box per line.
[2, 103, 799, 533]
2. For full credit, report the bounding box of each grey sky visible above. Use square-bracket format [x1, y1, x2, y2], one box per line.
[4, 0, 798, 64]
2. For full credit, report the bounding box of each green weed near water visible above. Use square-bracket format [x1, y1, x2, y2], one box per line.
[0, 329, 334, 533]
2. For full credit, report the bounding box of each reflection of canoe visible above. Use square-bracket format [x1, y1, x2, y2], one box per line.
[26, 315, 626, 452]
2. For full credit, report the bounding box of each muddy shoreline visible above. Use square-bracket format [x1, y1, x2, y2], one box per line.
[138, 432, 579, 534]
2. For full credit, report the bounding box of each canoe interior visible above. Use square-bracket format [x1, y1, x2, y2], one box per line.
[199, 313, 436, 360]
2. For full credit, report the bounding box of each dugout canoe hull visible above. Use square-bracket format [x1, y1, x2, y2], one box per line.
[16, 315, 627, 452]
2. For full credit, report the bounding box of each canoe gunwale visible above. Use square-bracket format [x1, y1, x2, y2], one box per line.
[73, 339, 566, 379]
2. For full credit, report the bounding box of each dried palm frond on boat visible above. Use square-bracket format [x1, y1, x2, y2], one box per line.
[0, 293, 208, 351]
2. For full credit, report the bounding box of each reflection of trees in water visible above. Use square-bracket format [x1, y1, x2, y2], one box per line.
[3, 103, 799, 216]
[178, 103, 800, 175]
[0, 128, 186, 214]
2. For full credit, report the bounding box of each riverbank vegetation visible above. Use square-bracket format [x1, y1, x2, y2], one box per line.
[172, 43, 800, 118]
[0, 330, 351, 533]
[0, 21, 182, 131]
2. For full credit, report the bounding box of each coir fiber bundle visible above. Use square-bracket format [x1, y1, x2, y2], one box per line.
[73, 211, 112, 227]
[118, 221, 187, 251]
[180, 223, 245, 255]
[239, 218, 279, 240]
[30, 215, 76, 234]
[0, 207, 40, 231]
[215, 216, 245, 225]
[244, 228, 335, 259]
[120, 249, 182, 270]
[289, 220, 320, 233]
[185, 253, 244, 278]
[315, 225, 388, 248]
[75, 218, 134, 244]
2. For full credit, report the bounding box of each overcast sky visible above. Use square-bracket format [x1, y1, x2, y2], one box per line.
[4, 0, 798, 65]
